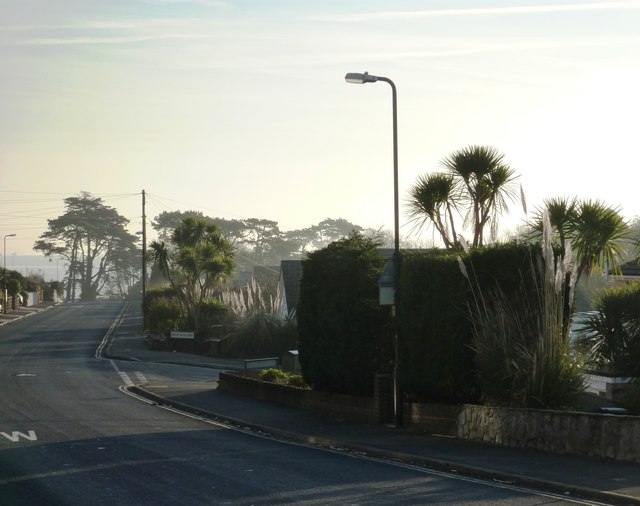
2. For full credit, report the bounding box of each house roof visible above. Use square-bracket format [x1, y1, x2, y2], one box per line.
[279, 260, 303, 313]
[617, 259, 640, 278]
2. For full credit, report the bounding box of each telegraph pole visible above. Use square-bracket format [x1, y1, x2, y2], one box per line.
[141, 189, 147, 332]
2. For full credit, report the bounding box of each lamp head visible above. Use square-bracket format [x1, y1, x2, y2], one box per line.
[345, 71, 378, 84]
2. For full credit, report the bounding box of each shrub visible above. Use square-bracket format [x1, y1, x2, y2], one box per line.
[398, 242, 545, 403]
[219, 312, 297, 358]
[297, 233, 393, 397]
[259, 368, 287, 383]
[219, 276, 285, 321]
[259, 368, 308, 388]
[197, 298, 228, 337]
[462, 214, 587, 409]
[147, 296, 183, 336]
[579, 282, 640, 376]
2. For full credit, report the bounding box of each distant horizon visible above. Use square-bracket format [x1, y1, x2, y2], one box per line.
[1, 255, 67, 282]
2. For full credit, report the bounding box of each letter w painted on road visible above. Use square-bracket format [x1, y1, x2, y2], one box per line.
[1, 431, 38, 442]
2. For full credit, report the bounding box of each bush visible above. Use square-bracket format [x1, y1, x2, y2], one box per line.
[219, 312, 297, 358]
[397, 242, 570, 405]
[259, 368, 308, 388]
[147, 296, 183, 336]
[580, 282, 640, 376]
[297, 233, 393, 397]
[461, 221, 587, 410]
[197, 298, 228, 337]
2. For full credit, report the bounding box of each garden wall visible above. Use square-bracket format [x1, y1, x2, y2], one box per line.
[218, 371, 640, 463]
[458, 404, 640, 463]
[219, 371, 378, 422]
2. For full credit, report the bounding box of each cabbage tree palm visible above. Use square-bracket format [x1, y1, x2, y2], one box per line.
[529, 197, 630, 284]
[409, 145, 520, 249]
[441, 145, 519, 247]
[407, 173, 459, 248]
[149, 217, 235, 335]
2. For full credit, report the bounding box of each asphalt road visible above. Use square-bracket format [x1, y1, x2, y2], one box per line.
[0, 302, 608, 505]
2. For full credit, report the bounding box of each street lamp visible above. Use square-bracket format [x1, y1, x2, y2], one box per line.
[345, 71, 402, 427]
[3, 234, 16, 314]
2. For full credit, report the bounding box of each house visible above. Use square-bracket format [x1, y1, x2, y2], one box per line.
[278, 260, 303, 318]
[608, 258, 640, 285]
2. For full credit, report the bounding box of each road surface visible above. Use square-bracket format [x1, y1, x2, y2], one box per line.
[0, 302, 608, 505]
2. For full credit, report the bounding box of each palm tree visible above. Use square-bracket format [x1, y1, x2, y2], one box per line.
[409, 145, 520, 248]
[149, 217, 235, 335]
[571, 200, 630, 282]
[441, 145, 519, 247]
[529, 198, 630, 285]
[406, 173, 459, 248]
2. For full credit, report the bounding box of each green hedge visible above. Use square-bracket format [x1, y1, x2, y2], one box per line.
[398, 243, 539, 403]
[297, 234, 393, 396]
[297, 238, 540, 402]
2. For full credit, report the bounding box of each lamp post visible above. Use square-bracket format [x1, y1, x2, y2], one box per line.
[3, 234, 16, 314]
[345, 71, 402, 427]
[141, 189, 147, 332]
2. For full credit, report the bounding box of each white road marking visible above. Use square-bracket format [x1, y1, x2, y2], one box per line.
[1, 430, 38, 442]
[134, 372, 148, 384]
[118, 371, 134, 387]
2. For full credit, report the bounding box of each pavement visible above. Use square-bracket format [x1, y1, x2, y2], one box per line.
[0, 302, 56, 325]
[5, 303, 640, 505]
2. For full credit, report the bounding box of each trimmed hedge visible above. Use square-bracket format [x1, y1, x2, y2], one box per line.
[297, 234, 393, 397]
[398, 243, 540, 403]
[298, 238, 541, 403]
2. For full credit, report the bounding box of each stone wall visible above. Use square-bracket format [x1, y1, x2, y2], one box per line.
[218, 372, 640, 463]
[458, 404, 640, 463]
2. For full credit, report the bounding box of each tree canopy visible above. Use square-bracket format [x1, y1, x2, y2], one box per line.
[408, 145, 521, 248]
[527, 197, 631, 284]
[151, 211, 363, 269]
[149, 217, 235, 335]
[33, 192, 139, 301]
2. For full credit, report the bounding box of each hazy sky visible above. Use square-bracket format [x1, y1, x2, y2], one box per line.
[2, 0, 640, 255]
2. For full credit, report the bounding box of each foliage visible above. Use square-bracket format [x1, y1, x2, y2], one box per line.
[408, 145, 521, 248]
[0, 268, 46, 300]
[216, 274, 296, 358]
[43, 281, 64, 301]
[297, 233, 393, 396]
[407, 173, 459, 249]
[398, 244, 539, 403]
[147, 296, 183, 336]
[152, 211, 363, 269]
[198, 298, 228, 329]
[578, 282, 640, 376]
[527, 197, 631, 284]
[397, 250, 478, 403]
[259, 368, 308, 388]
[462, 213, 586, 409]
[33, 192, 139, 301]
[220, 276, 285, 321]
[149, 217, 235, 336]
[220, 311, 298, 358]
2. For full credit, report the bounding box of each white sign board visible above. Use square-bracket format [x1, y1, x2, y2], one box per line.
[170, 331, 195, 340]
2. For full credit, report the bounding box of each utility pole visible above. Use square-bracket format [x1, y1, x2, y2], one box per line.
[141, 189, 147, 332]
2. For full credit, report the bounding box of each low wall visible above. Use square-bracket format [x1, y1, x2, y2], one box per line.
[458, 404, 640, 463]
[218, 372, 640, 462]
[219, 371, 378, 422]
